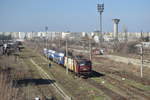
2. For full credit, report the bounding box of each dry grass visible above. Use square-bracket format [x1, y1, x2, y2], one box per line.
[0, 68, 26, 100]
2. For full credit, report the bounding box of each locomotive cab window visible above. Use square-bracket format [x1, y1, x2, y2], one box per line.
[79, 61, 91, 66]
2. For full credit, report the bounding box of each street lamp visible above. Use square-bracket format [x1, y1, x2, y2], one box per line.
[97, 3, 104, 47]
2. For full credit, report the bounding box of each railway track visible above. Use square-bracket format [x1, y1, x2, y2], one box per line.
[79, 67, 150, 100]
[40, 52, 150, 100]
[30, 59, 72, 100]
[40, 55, 128, 100]
[37, 53, 127, 99]
[103, 75, 150, 99]
[20, 57, 59, 100]
[91, 62, 150, 99]
[28, 66, 56, 100]
[93, 60, 150, 85]
[83, 78, 127, 100]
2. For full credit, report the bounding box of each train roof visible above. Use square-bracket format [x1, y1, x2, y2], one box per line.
[67, 55, 90, 62]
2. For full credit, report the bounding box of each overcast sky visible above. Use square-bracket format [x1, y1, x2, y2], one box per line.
[0, 0, 150, 32]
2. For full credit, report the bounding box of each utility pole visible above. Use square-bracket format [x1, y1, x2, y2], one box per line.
[147, 32, 149, 42]
[141, 30, 143, 41]
[45, 26, 48, 49]
[123, 25, 128, 42]
[66, 37, 68, 74]
[31, 31, 34, 40]
[59, 32, 61, 48]
[89, 38, 92, 61]
[140, 43, 143, 78]
[97, 3, 104, 48]
[51, 32, 53, 42]
[45, 26, 50, 68]
[89, 33, 95, 61]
